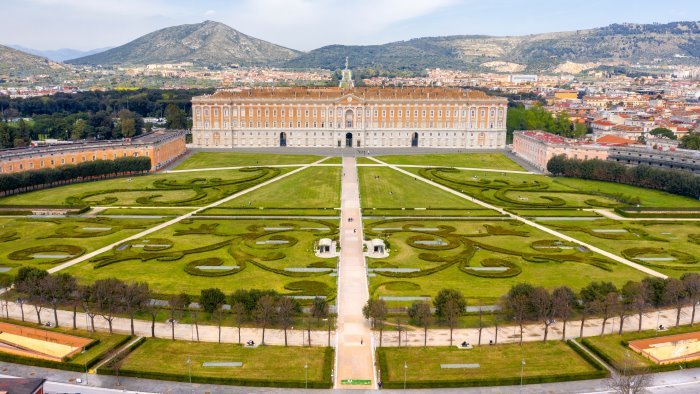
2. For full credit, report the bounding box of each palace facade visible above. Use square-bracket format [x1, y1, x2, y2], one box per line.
[191, 87, 508, 149]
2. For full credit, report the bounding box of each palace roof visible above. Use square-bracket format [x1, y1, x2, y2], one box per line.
[195, 87, 501, 102]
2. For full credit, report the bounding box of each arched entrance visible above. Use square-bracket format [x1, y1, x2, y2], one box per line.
[345, 132, 353, 148]
[279, 132, 287, 147]
[411, 132, 419, 147]
[345, 109, 354, 128]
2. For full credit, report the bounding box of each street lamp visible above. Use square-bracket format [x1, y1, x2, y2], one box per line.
[187, 355, 191, 385]
[519, 358, 526, 393]
[403, 361, 408, 390]
[305, 363, 309, 389]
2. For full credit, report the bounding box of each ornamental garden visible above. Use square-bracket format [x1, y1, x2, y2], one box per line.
[0, 151, 699, 388]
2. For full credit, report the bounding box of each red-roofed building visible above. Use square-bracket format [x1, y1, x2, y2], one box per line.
[512, 130, 617, 172]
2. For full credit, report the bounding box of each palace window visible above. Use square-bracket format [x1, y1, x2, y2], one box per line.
[281, 109, 286, 116]
[214, 108, 218, 116]
[257, 121, 261, 127]
[223, 108, 228, 116]
[305, 109, 309, 116]
[390, 110, 394, 116]
[273, 109, 277, 116]
[382, 110, 386, 116]
[257, 109, 261, 116]
[196, 109, 201, 115]
[471, 110, 476, 117]
[422, 110, 426, 117]
[438, 110, 442, 117]
[265, 121, 269, 127]
[374, 110, 378, 116]
[430, 110, 434, 117]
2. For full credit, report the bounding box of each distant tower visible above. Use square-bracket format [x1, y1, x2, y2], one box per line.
[339, 56, 354, 89]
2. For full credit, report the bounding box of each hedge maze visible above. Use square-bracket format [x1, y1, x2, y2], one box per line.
[65, 167, 281, 207]
[364, 219, 639, 302]
[65, 218, 340, 299]
[417, 167, 629, 208]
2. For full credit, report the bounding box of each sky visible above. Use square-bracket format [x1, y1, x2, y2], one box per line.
[2, 0, 699, 51]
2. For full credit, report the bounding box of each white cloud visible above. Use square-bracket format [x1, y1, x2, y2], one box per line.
[204, 9, 217, 17]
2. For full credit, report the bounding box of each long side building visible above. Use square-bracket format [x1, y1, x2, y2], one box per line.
[0, 130, 186, 174]
[191, 87, 507, 149]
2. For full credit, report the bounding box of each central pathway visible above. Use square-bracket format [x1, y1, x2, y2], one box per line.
[335, 157, 376, 389]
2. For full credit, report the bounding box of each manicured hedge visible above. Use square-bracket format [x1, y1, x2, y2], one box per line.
[0, 157, 151, 196]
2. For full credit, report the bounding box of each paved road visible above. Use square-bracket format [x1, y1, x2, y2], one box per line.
[335, 157, 376, 390]
[369, 156, 667, 279]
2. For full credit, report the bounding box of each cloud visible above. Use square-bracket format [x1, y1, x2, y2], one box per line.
[204, 9, 217, 17]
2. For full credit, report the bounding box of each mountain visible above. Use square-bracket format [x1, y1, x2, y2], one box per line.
[0, 44, 69, 76]
[9, 45, 113, 62]
[286, 21, 700, 73]
[67, 20, 301, 66]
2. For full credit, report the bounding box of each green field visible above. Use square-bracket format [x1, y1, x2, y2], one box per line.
[378, 341, 604, 388]
[372, 153, 525, 171]
[117, 339, 332, 387]
[0, 216, 165, 275]
[0, 168, 285, 207]
[64, 218, 339, 297]
[365, 219, 647, 304]
[221, 166, 341, 210]
[581, 324, 700, 372]
[175, 152, 324, 170]
[359, 167, 484, 210]
[540, 219, 700, 278]
[413, 167, 700, 209]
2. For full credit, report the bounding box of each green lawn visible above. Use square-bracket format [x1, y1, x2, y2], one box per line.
[365, 219, 647, 304]
[99, 208, 197, 216]
[541, 219, 700, 278]
[0, 216, 165, 275]
[118, 338, 332, 387]
[581, 324, 700, 372]
[221, 166, 341, 209]
[175, 152, 324, 170]
[372, 153, 525, 171]
[358, 167, 484, 210]
[0, 168, 285, 207]
[378, 341, 603, 388]
[64, 218, 339, 297]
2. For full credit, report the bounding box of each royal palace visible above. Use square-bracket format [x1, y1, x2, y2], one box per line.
[191, 86, 508, 149]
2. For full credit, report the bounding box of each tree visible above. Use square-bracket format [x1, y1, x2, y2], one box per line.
[277, 297, 297, 346]
[607, 353, 652, 394]
[254, 295, 277, 345]
[682, 273, 700, 325]
[44, 273, 77, 328]
[231, 302, 246, 344]
[14, 267, 48, 325]
[168, 293, 190, 340]
[649, 127, 676, 140]
[531, 287, 554, 342]
[433, 289, 466, 320]
[363, 299, 388, 347]
[504, 283, 535, 345]
[93, 278, 126, 334]
[164, 103, 187, 129]
[679, 132, 700, 150]
[622, 281, 647, 332]
[552, 286, 575, 340]
[580, 282, 619, 336]
[144, 299, 162, 338]
[123, 282, 150, 336]
[664, 278, 687, 328]
[408, 301, 433, 347]
[572, 122, 589, 137]
[200, 288, 226, 314]
[311, 297, 329, 325]
[642, 277, 667, 309]
[0, 274, 13, 319]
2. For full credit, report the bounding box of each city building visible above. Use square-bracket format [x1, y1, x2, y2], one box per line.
[608, 145, 700, 174]
[0, 130, 186, 174]
[512, 130, 612, 172]
[191, 86, 508, 149]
